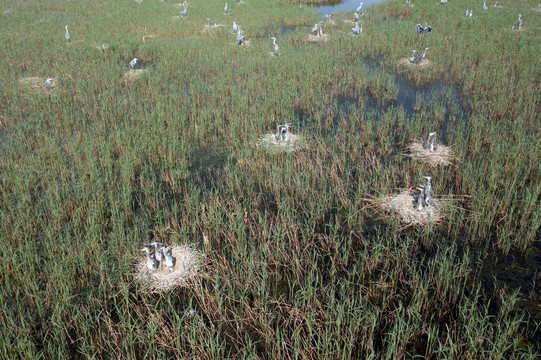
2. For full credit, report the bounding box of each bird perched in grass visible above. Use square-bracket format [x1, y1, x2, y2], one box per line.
[237, 26, 245, 45]
[352, 22, 362, 35]
[141, 245, 159, 271]
[41, 78, 53, 87]
[232, 21, 238, 33]
[224, 2, 230, 13]
[271, 37, 278, 55]
[64, 25, 70, 43]
[129, 58, 138, 68]
[179, 7, 187, 17]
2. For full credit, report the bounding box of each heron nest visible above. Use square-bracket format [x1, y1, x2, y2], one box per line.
[398, 58, 430, 67]
[307, 33, 328, 43]
[124, 69, 146, 81]
[376, 190, 444, 226]
[405, 141, 454, 166]
[19, 77, 57, 93]
[142, 35, 159, 42]
[258, 133, 305, 153]
[136, 244, 205, 293]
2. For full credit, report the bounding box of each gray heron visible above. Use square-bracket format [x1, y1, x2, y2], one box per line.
[423, 175, 434, 206]
[429, 132, 438, 151]
[180, 6, 187, 17]
[416, 185, 425, 211]
[271, 37, 278, 55]
[237, 26, 244, 45]
[310, 23, 318, 35]
[232, 21, 238, 33]
[129, 58, 138, 68]
[356, 2, 363, 12]
[352, 22, 362, 35]
[150, 241, 165, 262]
[65, 25, 70, 43]
[162, 247, 176, 268]
[483, 1, 488, 10]
[41, 78, 53, 87]
[140, 245, 159, 271]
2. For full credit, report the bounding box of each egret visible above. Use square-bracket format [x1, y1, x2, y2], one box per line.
[483, 1, 488, 10]
[65, 25, 70, 43]
[179, 6, 187, 17]
[356, 2, 363, 12]
[150, 241, 165, 262]
[271, 37, 278, 55]
[352, 22, 362, 35]
[232, 21, 238, 33]
[41, 78, 53, 87]
[237, 26, 245, 45]
[162, 247, 176, 268]
[310, 23, 318, 35]
[416, 185, 425, 211]
[140, 245, 159, 271]
[129, 58, 138, 68]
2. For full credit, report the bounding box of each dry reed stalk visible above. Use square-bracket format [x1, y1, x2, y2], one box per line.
[405, 141, 455, 166]
[136, 244, 205, 293]
[258, 133, 305, 153]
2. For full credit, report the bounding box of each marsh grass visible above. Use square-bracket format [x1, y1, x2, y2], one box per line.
[1, 0, 540, 358]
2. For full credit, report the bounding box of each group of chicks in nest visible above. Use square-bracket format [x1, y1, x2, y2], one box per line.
[140, 241, 176, 271]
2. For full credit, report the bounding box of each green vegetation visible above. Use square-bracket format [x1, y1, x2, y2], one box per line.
[1, 0, 540, 358]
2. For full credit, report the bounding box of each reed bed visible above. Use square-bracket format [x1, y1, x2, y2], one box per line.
[0, 0, 540, 358]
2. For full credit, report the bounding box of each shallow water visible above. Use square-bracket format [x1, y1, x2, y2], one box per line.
[314, 0, 387, 17]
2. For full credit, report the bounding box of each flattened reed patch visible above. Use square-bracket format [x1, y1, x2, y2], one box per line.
[258, 133, 306, 153]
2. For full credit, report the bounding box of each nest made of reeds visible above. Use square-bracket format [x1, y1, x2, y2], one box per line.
[307, 33, 328, 43]
[124, 69, 146, 80]
[136, 244, 205, 293]
[19, 77, 58, 93]
[258, 133, 305, 153]
[373, 189, 446, 227]
[398, 58, 430, 67]
[405, 140, 455, 166]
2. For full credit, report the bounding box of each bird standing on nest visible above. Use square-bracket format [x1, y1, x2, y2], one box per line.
[150, 241, 165, 262]
[141, 245, 159, 271]
[236, 26, 245, 45]
[424, 175, 434, 206]
[41, 78, 53, 87]
[416, 185, 425, 211]
[162, 246, 177, 268]
[352, 22, 362, 35]
[129, 58, 138, 68]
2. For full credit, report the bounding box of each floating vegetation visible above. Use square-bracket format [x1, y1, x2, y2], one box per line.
[136, 244, 205, 293]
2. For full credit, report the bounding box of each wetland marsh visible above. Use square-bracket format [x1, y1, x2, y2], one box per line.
[1, 0, 540, 358]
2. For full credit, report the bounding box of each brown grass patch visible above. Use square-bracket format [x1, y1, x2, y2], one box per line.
[136, 244, 205, 293]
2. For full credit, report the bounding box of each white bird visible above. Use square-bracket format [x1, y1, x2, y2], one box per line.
[237, 26, 244, 45]
[41, 78, 53, 87]
[179, 7, 187, 17]
[423, 175, 434, 206]
[311, 23, 318, 35]
[356, 2, 363, 12]
[64, 25, 70, 43]
[232, 21, 238, 33]
[441, 0, 447, 4]
[483, 1, 488, 10]
[271, 37, 278, 55]
[224, 2, 230, 13]
[140, 245, 159, 271]
[409, 49, 417, 63]
[422, 132, 432, 150]
[354, 12, 359, 21]
[430, 132, 438, 151]
[352, 22, 361, 35]
[129, 58, 138, 68]
[162, 247, 176, 268]
[421, 47, 428, 59]
[416, 185, 425, 211]
[150, 241, 165, 262]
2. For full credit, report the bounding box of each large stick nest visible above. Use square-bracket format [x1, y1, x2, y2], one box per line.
[375, 189, 445, 227]
[136, 244, 205, 293]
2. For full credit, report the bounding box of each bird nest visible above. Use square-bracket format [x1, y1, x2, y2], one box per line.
[95, 43, 109, 51]
[405, 141, 454, 166]
[142, 35, 159, 42]
[398, 58, 430, 67]
[136, 244, 205, 293]
[258, 133, 305, 153]
[376, 190, 444, 226]
[307, 33, 328, 43]
[19, 77, 58, 93]
[124, 69, 146, 80]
